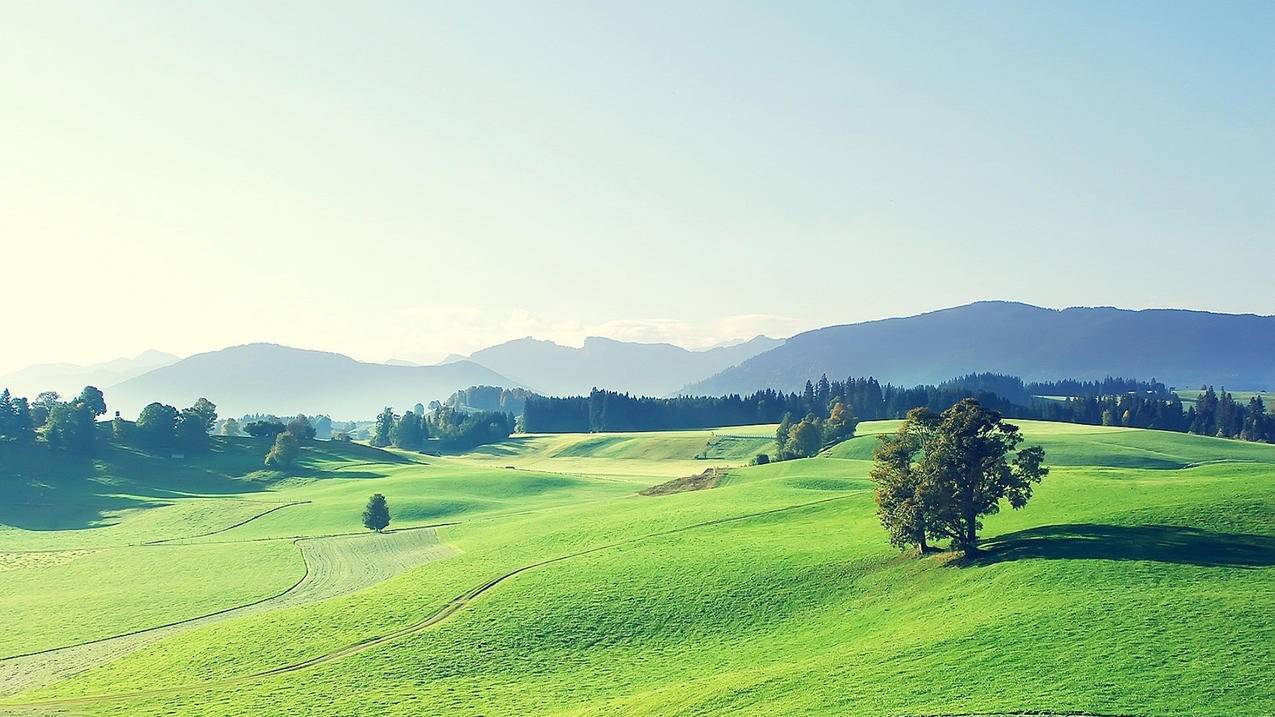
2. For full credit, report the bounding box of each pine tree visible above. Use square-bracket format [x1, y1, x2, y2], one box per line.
[362, 493, 391, 532]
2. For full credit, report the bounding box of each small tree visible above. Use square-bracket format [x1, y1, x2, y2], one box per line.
[822, 402, 858, 444]
[76, 386, 108, 419]
[112, 414, 131, 443]
[775, 412, 795, 457]
[43, 400, 96, 454]
[7, 397, 35, 442]
[313, 415, 332, 440]
[371, 407, 396, 447]
[784, 419, 822, 458]
[175, 408, 212, 452]
[220, 417, 241, 436]
[362, 493, 390, 532]
[392, 410, 424, 450]
[287, 414, 317, 440]
[264, 431, 300, 468]
[244, 420, 286, 439]
[31, 391, 61, 427]
[187, 398, 218, 432]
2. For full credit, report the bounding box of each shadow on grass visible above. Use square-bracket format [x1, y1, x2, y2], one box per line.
[968, 524, 1275, 568]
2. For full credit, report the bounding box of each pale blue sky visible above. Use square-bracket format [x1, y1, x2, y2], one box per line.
[3, 1, 1272, 372]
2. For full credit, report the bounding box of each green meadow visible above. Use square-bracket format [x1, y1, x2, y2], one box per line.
[1, 420, 1272, 716]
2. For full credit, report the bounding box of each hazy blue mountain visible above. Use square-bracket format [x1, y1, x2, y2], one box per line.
[105, 343, 518, 419]
[684, 302, 1275, 395]
[465, 335, 783, 397]
[0, 350, 180, 398]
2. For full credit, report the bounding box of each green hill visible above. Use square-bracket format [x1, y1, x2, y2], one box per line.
[0, 421, 1271, 716]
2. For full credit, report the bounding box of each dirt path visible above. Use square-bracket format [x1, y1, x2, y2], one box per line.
[0, 528, 457, 701]
[1, 494, 858, 711]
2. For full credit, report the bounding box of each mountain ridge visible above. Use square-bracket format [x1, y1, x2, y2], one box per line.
[105, 343, 519, 419]
[0, 350, 180, 398]
[465, 334, 783, 397]
[684, 301, 1275, 395]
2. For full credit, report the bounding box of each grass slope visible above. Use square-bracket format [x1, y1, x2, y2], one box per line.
[0, 421, 1271, 716]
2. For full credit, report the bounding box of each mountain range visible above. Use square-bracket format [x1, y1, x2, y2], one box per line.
[0, 350, 179, 398]
[463, 335, 783, 397]
[7, 302, 1272, 420]
[685, 302, 1275, 395]
[103, 344, 516, 419]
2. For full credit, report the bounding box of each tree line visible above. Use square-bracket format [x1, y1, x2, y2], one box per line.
[520, 379, 1027, 433]
[0, 386, 221, 456]
[518, 374, 1274, 445]
[0, 386, 337, 470]
[444, 385, 535, 415]
[369, 404, 515, 452]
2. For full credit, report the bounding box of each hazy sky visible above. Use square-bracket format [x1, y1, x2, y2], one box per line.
[3, 1, 1272, 374]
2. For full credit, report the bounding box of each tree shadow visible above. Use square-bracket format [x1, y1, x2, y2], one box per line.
[966, 524, 1275, 569]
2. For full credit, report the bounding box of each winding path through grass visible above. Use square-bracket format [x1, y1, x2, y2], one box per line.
[0, 528, 457, 700]
[0, 494, 858, 710]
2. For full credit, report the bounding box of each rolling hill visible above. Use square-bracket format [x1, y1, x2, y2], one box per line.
[1, 421, 1271, 716]
[104, 343, 519, 419]
[685, 302, 1275, 395]
[464, 335, 782, 397]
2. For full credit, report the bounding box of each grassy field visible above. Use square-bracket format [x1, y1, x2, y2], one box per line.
[0, 421, 1271, 716]
[1175, 388, 1271, 404]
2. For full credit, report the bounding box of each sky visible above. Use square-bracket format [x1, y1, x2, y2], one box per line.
[2, 1, 1272, 374]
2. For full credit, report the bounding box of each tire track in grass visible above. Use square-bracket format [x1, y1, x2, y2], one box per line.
[1, 492, 863, 710]
[0, 529, 458, 701]
[143, 500, 311, 545]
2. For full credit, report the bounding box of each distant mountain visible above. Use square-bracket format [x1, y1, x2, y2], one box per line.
[383, 359, 420, 367]
[105, 343, 519, 419]
[0, 350, 180, 398]
[684, 302, 1275, 395]
[465, 335, 783, 397]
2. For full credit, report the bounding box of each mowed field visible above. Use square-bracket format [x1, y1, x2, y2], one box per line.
[0, 421, 1272, 716]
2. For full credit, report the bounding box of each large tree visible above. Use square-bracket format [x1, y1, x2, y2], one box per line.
[870, 408, 939, 552]
[136, 402, 179, 449]
[871, 399, 1048, 555]
[43, 400, 96, 454]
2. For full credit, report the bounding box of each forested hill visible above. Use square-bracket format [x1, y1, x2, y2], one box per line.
[106, 344, 519, 419]
[684, 302, 1275, 395]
